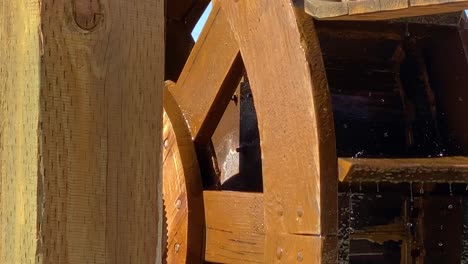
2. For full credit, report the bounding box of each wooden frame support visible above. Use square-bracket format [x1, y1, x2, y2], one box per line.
[303, 0, 468, 20]
[0, 1, 164, 263]
[221, 1, 338, 262]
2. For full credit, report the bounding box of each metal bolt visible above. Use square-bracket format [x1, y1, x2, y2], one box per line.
[297, 251, 304, 262]
[296, 207, 304, 218]
[176, 199, 182, 210]
[276, 247, 283, 259]
[174, 243, 180, 253]
[164, 138, 169, 149]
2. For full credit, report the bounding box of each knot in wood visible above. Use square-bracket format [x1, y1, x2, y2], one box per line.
[73, 0, 103, 31]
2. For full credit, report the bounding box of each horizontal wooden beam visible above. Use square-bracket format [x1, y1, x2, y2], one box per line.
[203, 191, 265, 263]
[339, 156, 468, 182]
[305, 0, 468, 20]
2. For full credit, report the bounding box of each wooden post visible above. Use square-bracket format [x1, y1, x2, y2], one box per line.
[0, 0, 164, 263]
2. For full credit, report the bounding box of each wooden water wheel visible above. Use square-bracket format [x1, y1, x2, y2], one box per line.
[163, 0, 468, 263]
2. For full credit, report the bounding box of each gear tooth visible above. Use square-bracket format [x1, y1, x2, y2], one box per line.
[162, 197, 170, 261]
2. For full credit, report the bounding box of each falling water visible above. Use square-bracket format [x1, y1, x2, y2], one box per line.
[410, 182, 414, 213]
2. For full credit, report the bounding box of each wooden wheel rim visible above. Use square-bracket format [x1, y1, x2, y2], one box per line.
[163, 1, 339, 262]
[162, 83, 204, 263]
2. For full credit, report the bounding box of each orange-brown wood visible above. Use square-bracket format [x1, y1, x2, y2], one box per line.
[1, 0, 164, 263]
[305, 0, 468, 20]
[339, 157, 468, 182]
[204, 191, 265, 263]
[203, 191, 335, 263]
[169, 3, 243, 144]
[221, 1, 338, 262]
[163, 85, 204, 263]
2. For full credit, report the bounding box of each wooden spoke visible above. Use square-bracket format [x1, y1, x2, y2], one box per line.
[221, 0, 338, 262]
[169, 2, 243, 144]
[339, 156, 468, 182]
[162, 84, 204, 263]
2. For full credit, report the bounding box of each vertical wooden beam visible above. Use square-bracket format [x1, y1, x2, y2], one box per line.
[0, 0, 164, 263]
[0, 1, 41, 263]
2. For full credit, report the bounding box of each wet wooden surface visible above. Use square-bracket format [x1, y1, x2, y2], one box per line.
[339, 157, 468, 182]
[169, 2, 243, 145]
[221, 2, 338, 263]
[162, 87, 204, 263]
[204, 191, 264, 263]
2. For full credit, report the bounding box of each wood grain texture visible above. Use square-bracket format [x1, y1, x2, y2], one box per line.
[163, 85, 204, 263]
[204, 191, 265, 263]
[170, 2, 243, 144]
[1, 0, 164, 263]
[221, 0, 338, 261]
[339, 157, 468, 182]
[0, 1, 41, 263]
[304, 0, 468, 20]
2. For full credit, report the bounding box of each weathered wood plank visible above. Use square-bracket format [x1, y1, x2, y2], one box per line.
[1, 0, 164, 263]
[304, 0, 468, 20]
[339, 157, 468, 182]
[221, 0, 338, 261]
[170, 2, 243, 144]
[204, 191, 265, 263]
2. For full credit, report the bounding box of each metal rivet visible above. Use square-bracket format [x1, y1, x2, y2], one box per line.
[174, 243, 180, 253]
[448, 204, 453, 210]
[176, 199, 182, 210]
[276, 247, 283, 259]
[164, 138, 169, 149]
[296, 207, 304, 218]
[297, 251, 304, 262]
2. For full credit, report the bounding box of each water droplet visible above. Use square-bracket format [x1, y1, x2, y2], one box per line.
[343, 124, 348, 129]
[368, 92, 372, 97]
[383, 132, 389, 138]
[376, 182, 380, 193]
[163, 138, 169, 149]
[175, 199, 182, 209]
[438, 242, 444, 247]
[449, 182, 453, 196]
[459, 97, 463, 102]
[353, 150, 365, 158]
[359, 181, 362, 192]
[381, 98, 385, 103]
[409, 182, 414, 212]
[420, 182, 424, 194]
[448, 204, 453, 210]
[174, 243, 180, 253]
